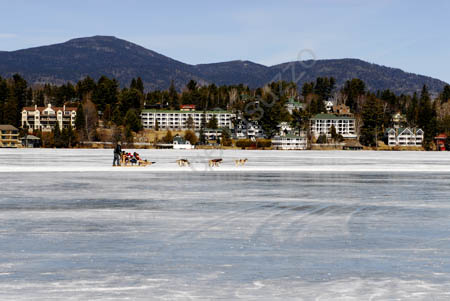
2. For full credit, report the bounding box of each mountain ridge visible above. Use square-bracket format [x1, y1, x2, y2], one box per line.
[0, 35, 447, 94]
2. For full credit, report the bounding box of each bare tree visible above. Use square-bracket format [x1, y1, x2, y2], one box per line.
[229, 88, 238, 107]
[83, 93, 98, 141]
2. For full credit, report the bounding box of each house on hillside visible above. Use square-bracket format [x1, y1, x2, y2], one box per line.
[277, 122, 292, 135]
[434, 133, 448, 151]
[180, 104, 196, 111]
[285, 98, 304, 114]
[21, 134, 41, 148]
[392, 112, 407, 129]
[202, 128, 222, 141]
[386, 128, 424, 146]
[233, 118, 265, 140]
[21, 104, 77, 132]
[272, 134, 307, 150]
[310, 113, 356, 139]
[173, 135, 194, 149]
[325, 101, 334, 112]
[0, 125, 20, 148]
[333, 104, 353, 117]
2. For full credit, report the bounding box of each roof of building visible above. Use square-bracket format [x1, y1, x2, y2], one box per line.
[21, 134, 40, 140]
[0, 125, 18, 131]
[286, 98, 303, 106]
[386, 127, 424, 135]
[22, 105, 77, 112]
[142, 109, 232, 114]
[180, 104, 196, 108]
[310, 113, 354, 120]
[203, 127, 230, 132]
[273, 134, 306, 139]
[435, 133, 448, 139]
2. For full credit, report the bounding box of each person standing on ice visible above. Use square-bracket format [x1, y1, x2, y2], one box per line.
[113, 142, 122, 166]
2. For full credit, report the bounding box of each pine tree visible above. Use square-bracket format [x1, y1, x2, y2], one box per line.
[330, 125, 338, 142]
[168, 80, 179, 109]
[162, 130, 173, 143]
[0, 78, 8, 124]
[199, 128, 206, 144]
[342, 78, 366, 112]
[112, 106, 123, 126]
[3, 93, 18, 126]
[417, 85, 437, 149]
[185, 115, 194, 129]
[74, 102, 87, 141]
[103, 104, 112, 123]
[406, 92, 418, 126]
[124, 109, 142, 132]
[207, 114, 218, 129]
[136, 77, 144, 94]
[130, 78, 137, 90]
[125, 126, 133, 143]
[54, 122, 62, 148]
[187, 80, 197, 92]
[360, 95, 383, 146]
[440, 85, 450, 104]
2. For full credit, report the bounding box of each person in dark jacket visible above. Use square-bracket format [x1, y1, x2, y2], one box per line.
[113, 142, 122, 166]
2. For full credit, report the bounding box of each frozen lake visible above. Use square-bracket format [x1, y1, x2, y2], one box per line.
[1, 149, 450, 300]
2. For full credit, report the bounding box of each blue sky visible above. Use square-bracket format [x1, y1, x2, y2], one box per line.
[1, 0, 449, 82]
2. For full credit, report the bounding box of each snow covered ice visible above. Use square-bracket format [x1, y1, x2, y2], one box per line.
[1, 149, 450, 300]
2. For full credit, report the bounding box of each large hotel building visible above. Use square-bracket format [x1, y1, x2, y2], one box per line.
[140, 108, 235, 130]
[21, 104, 77, 132]
[309, 113, 357, 139]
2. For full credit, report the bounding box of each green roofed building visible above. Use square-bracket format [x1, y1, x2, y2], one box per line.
[285, 98, 304, 114]
[141, 109, 235, 130]
[272, 133, 308, 150]
[310, 113, 356, 139]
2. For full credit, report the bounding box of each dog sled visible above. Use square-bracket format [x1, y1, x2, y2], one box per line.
[114, 152, 155, 167]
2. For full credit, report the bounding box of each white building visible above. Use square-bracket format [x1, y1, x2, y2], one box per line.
[278, 122, 292, 135]
[325, 101, 334, 112]
[392, 112, 407, 129]
[202, 128, 223, 141]
[141, 109, 235, 130]
[310, 113, 356, 139]
[173, 135, 194, 149]
[386, 128, 424, 146]
[233, 119, 265, 140]
[285, 98, 304, 114]
[272, 134, 307, 150]
[21, 104, 77, 132]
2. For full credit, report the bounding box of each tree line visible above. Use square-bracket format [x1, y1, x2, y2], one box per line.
[0, 74, 449, 149]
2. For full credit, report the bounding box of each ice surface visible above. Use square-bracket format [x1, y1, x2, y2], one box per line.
[0, 149, 450, 300]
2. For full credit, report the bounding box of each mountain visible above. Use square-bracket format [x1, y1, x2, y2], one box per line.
[0, 36, 447, 95]
[0, 36, 203, 90]
[271, 59, 447, 95]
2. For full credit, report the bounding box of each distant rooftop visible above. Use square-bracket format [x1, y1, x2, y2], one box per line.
[0, 125, 18, 131]
[310, 113, 354, 120]
[142, 109, 232, 114]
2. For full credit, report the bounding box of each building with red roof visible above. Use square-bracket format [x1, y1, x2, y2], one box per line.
[435, 133, 448, 151]
[21, 104, 77, 132]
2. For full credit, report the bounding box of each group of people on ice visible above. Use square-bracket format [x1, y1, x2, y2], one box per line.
[113, 143, 150, 166]
[113, 142, 247, 168]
